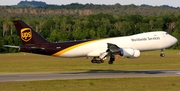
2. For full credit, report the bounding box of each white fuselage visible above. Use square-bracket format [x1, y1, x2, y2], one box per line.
[56, 31, 177, 57]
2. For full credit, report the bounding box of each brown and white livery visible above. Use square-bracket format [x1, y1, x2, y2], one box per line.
[5, 20, 178, 64]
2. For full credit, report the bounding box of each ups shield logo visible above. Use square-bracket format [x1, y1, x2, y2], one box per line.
[21, 28, 32, 42]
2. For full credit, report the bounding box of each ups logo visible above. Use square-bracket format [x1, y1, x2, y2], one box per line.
[21, 28, 32, 42]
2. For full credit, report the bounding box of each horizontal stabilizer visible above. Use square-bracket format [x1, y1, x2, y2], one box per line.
[24, 47, 47, 55]
[4, 45, 20, 49]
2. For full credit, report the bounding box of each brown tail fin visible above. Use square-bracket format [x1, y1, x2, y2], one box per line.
[13, 20, 49, 44]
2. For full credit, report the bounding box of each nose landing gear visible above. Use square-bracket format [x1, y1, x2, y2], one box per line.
[160, 49, 165, 57]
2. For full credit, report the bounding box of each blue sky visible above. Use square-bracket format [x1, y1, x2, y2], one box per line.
[0, 0, 180, 7]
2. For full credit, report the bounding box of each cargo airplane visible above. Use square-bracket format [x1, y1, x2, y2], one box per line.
[5, 20, 178, 64]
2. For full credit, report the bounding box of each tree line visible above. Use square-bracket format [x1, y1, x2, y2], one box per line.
[1, 3, 180, 17]
[0, 4, 180, 53]
[0, 13, 180, 53]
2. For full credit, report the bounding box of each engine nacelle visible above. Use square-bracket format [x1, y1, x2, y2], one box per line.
[118, 48, 140, 58]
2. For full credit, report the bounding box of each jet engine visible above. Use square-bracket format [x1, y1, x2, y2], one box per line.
[118, 48, 140, 58]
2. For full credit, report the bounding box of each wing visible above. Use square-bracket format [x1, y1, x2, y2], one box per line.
[99, 43, 122, 60]
[88, 43, 121, 59]
[107, 43, 122, 53]
[107, 43, 140, 58]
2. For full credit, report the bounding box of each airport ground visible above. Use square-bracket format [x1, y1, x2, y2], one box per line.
[0, 50, 180, 91]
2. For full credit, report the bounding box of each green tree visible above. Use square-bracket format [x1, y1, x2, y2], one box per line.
[140, 23, 150, 32]
[0, 37, 6, 53]
[172, 21, 180, 49]
[97, 25, 107, 38]
[154, 17, 165, 31]
[119, 21, 133, 36]
[89, 29, 96, 38]
[73, 27, 88, 40]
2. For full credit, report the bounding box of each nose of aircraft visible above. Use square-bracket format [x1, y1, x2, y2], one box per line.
[171, 36, 178, 45]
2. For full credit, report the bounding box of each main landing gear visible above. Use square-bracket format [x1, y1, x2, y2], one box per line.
[108, 55, 115, 64]
[91, 57, 104, 64]
[160, 49, 165, 57]
[91, 55, 115, 64]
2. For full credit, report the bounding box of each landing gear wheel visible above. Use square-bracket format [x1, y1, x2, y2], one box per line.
[160, 49, 165, 57]
[108, 61, 113, 64]
[91, 60, 96, 63]
[108, 55, 115, 64]
[100, 60, 104, 63]
[91, 57, 104, 64]
[160, 53, 165, 57]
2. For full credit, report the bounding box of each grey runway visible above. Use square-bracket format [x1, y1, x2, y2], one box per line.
[0, 70, 180, 82]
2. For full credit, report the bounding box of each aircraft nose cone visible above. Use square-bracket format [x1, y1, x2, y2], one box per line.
[171, 36, 178, 45]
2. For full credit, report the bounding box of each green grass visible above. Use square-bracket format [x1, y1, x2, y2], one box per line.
[0, 50, 180, 91]
[0, 77, 180, 91]
[0, 50, 180, 73]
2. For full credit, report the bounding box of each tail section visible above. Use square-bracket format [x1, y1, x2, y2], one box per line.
[13, 20, 49, 44]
